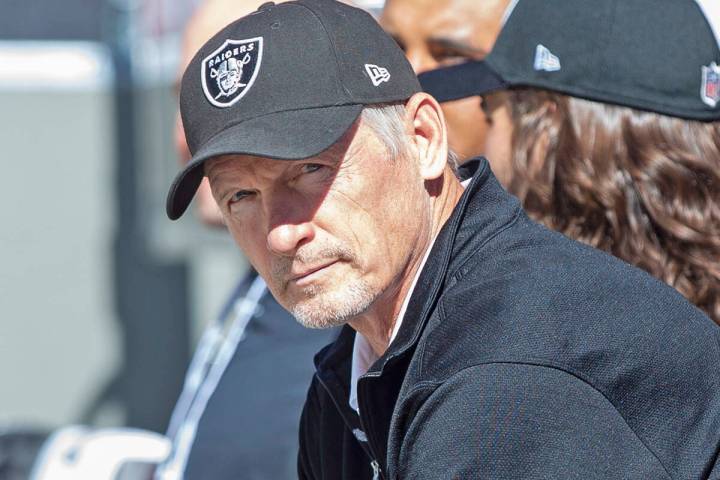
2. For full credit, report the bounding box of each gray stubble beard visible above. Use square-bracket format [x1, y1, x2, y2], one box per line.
[290, 278, 377, 329]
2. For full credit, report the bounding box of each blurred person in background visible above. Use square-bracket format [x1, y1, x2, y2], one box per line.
[420, 0, 720, 324]
[380, 0, 510, 167]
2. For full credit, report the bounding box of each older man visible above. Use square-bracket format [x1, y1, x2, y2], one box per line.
[167, 1, 720, 478]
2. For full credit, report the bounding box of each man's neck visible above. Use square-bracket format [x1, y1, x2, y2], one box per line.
[349, 169, 465, 356]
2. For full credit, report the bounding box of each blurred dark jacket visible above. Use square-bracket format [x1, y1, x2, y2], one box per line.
[159, 271, 337, 480]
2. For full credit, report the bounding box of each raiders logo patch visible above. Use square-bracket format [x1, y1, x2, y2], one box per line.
[201, 37, 263, 108]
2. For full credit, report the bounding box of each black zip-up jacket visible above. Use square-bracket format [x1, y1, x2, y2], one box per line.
[298, 160, 720, 479]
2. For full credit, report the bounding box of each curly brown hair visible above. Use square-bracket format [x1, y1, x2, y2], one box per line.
[497, 88, 720, 324]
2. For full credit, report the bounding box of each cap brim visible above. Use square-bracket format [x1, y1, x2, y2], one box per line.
[166, 104, 363, 220]
[419, 60, 507, 102]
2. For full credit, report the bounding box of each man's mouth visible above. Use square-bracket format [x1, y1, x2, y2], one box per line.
[289, 260, 339, 286]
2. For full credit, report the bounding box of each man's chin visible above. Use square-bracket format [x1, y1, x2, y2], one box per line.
[292, 310, 347, 330]
[289, 281, 376, 330]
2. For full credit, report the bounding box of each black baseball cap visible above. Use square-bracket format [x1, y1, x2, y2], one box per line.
[419, 0, 720, 121]
[166, 0, 420, 220]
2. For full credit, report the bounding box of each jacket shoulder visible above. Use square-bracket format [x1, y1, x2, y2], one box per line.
[392, 362, 672, 479]
[414, 220, 720, 478]
[431, 218, 720, 378]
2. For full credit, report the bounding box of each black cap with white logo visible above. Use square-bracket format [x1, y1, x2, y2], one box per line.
[420, 0, 720, 121]
[166, 0, 420, 220]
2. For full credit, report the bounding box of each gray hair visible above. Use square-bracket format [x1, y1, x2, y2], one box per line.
[360, 102, 459, 172]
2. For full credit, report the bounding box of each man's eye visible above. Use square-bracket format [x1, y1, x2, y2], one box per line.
[430, 49, 467, 66]
[230, 190, 254, 203]
[437, 55, 467, 67]
[301, 163, 324, 174]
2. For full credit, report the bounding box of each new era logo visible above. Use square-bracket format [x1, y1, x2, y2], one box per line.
[534, 44, 561, 72]
[365, 64, 391, 86]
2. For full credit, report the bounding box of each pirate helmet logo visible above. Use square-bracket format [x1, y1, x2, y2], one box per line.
[201, 37, 263, 108]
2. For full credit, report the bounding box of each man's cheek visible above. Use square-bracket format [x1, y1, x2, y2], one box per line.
[231, 231, 262, 265]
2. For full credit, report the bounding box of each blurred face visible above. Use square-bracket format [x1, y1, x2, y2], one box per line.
[205, 121, 432, 329]
[381, 0, 509, 162]
[481, 92, 514, 186]
[220, 68, 241, 92]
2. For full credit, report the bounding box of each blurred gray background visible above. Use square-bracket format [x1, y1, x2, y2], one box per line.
[0, 0, 246, 434]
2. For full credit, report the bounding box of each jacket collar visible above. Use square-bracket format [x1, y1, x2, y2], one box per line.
[315, 157, 521, 381]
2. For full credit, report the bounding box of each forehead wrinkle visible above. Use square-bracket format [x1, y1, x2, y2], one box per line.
[206, 155, 245, 183]
[205, 155, 258, 200]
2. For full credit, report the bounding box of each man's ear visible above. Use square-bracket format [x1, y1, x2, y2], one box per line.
[404, 92, 448, 181]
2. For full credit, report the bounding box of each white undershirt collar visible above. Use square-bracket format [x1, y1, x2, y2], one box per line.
[349, 235, 438, 414]
[349, 178, 471, 414]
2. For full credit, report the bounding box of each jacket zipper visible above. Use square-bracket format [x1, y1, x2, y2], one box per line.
[358, 414, 384, 480]
[371, 459, 381, 480]
[358, 377, 385, 480]
[315, 374, 384, 479]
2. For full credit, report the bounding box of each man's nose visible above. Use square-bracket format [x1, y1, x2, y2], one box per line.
[267, 222, 315, 256]
[265, 195, 316, 256]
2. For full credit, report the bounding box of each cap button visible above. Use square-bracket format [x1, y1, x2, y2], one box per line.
[258, 1, 275, 11]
